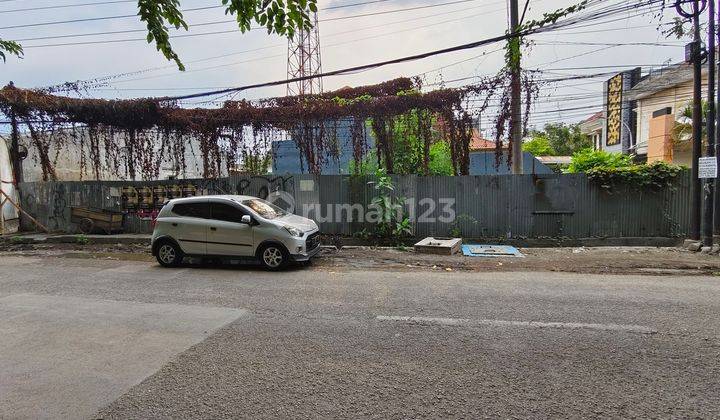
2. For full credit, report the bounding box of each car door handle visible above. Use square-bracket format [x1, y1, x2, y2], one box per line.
[210, 227, 217, 231]
[172, 223, 178, 227]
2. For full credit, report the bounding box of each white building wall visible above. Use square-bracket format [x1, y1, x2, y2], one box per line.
[19, 128, 229, 182]
[0, 137, 19, 233]
[635, 74, 707, 157]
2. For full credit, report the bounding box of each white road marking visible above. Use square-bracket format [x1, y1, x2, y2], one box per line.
[376, 315, 656, 334]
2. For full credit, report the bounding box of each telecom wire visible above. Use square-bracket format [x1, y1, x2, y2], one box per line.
[40, 3, 506, 88]
[0, 0, 482, 31]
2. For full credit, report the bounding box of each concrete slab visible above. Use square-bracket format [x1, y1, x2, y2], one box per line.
[414, 237, 462, 255]
[0, 293, 245, 420]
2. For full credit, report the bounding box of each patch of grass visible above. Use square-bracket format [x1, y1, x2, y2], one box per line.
[74, 234, 89, 245]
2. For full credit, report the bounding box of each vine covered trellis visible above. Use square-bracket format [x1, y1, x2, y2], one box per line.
[0, 75, 536, 181]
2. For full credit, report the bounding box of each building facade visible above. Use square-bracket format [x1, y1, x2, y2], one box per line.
[626, 62, 709, 166]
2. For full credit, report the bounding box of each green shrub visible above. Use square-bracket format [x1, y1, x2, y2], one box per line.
[368, 168, 412, 243]
[566, 149, 633, 173]
[587, 161, 685, 190]
[565, 149, 685, 190]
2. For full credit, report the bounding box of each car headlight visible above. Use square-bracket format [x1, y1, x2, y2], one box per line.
[283, 225, 304, 237]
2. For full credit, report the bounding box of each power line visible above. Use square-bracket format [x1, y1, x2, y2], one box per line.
[40, 3, 505, 88]
[21, 0, 504, 49]
[0, 0, 135, 14]
[115, 5, 667, 89]
[323, 0, 400, 10]
[1, 0, 482, 31]
[31, 0, 667, 102]
[1, 0, 399, 14]
[163, 0, 667, 100]
[534, 40, 685, 47]
[0, 5, 224, 30]
[16, 0, 497, 43]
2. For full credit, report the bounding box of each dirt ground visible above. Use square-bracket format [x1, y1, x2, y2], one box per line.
[1, 241, 719, 276]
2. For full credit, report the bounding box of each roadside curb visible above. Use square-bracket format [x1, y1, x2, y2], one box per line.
[1, 234, 151, 246]
[1, 234, 687, 249]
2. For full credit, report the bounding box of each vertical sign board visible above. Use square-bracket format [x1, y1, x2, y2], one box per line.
[606, 73, 623, 147]
[698, 157, 718, 178]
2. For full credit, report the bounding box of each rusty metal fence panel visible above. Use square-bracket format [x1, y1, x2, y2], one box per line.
[18, 172, 691, 238]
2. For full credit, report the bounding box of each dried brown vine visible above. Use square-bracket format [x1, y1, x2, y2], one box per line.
[0, 75, 535, 180]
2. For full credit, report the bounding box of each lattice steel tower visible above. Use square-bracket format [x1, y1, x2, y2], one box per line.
[286, 12, 323, 96]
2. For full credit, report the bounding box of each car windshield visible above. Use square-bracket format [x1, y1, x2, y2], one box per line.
[242, 199, 287, 220]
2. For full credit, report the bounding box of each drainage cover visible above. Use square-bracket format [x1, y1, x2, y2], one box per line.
[461, 244, 524, 257]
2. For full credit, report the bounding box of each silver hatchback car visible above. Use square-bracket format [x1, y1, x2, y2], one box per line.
[151, 195, 321, 270]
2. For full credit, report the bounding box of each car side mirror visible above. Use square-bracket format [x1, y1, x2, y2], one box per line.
[241, 215, 252, 224]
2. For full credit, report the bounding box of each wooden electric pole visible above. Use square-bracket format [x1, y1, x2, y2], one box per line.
[509, 0, 523, 174]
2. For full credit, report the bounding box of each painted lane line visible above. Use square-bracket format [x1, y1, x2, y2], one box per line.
[376, 315, 657, 334]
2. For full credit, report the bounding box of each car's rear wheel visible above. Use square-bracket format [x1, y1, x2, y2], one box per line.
[156, 241, 183, 267]
[259, 244, 288, 270]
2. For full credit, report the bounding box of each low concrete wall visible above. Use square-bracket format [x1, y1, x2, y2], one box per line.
[17, 172, 691, 239]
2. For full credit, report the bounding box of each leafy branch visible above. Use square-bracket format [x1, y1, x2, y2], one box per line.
[0, 0, 317, 69]
[139, 0, 316, 70]
[0, 39, 23, 63]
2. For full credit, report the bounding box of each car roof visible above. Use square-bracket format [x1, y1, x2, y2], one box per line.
[168, 195, 259, 205]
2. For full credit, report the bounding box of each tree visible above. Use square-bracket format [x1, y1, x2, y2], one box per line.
[530, 122, 591, 156]
[0, 0, 317, 70]
[522, 136, 555, 156]
[671, 100, 709, 150]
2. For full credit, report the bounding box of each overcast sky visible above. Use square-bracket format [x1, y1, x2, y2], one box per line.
[0, 0, 692, 131]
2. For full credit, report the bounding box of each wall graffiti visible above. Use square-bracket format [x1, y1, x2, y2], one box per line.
[121, 183, 197, 219]
[49, 183, 68, 230]
[236, 175, 294, 200]
[115, 177, 295, 220]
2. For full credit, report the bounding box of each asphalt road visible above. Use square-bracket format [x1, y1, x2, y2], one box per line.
[0, 255, 718, 419]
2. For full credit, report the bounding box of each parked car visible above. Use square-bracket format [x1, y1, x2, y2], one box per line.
[151, 195, 321, 270]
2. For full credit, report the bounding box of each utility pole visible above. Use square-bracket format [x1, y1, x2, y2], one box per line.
[509, 0, 523, 174]
[705, 0, 716, 247]
[690, 0, 703, 241]
[708, 0, 720, 242]
[715, 0, 720, 241]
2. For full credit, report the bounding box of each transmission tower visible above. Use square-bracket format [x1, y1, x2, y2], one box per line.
[286, 12, 323, 97]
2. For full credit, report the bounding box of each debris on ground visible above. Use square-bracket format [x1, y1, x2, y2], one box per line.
[0, 241, 718, 276]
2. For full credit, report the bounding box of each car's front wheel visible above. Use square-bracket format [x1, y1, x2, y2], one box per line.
[259, 244, 288, 270]
[156, 241, 183, 267]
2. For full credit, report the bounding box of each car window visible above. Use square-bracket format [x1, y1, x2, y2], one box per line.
[210, 202, 247, 223]
[242, 199, 287, 220]
[172, 202, 210, 219]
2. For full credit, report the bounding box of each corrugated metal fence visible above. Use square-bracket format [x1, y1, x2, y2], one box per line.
[18, 172, 691, 239]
